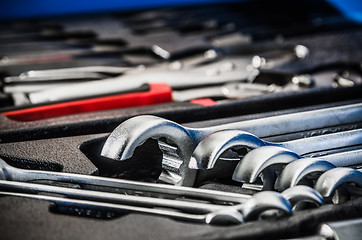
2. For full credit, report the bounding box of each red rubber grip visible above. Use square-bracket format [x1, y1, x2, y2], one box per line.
[3, 83, 173, 121]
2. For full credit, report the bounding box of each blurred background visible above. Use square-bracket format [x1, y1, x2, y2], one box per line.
[1, 0, 362, 23]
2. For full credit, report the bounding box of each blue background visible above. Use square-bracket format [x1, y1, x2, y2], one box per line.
[1, 0, 362, 23]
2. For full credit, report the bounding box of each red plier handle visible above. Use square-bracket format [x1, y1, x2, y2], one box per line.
[2, 83, 172, 121]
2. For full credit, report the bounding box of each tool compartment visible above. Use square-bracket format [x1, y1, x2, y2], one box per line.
[0, 0, 362, 239]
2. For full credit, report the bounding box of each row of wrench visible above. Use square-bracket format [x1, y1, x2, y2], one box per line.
[99, 102, 362, 187]
[1, 108, 361, 226]
[234, 146, 362, 198]
[0, 157, 338, 225]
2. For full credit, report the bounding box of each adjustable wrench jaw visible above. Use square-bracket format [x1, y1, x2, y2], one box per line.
[232, 146, 301, 184]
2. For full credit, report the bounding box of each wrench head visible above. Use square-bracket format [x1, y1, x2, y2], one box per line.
[232, 146, 301, 184]
[275, 158, 336, 191]
[281, 185, 324, 208]
[205, 208, 244, 225]
[240, 191, 292, 221]
[0, 159, 6, 180]
[100, 115, 198, 186]
[315, 167, 362, 198]
[101, 115, 195, 160]
[189, 130, 266, 170]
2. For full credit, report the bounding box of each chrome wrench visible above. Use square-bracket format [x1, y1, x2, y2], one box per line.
[191, 128, 362, 170]
[275, 148, 362, 190]
[101, 103, 362, 186]
[230, 146, 362, 188]
[0, 158, 249, 204]
[1, 180, 317, 221]
[0, 182, 324, 224]
[314, 167, 362, 198]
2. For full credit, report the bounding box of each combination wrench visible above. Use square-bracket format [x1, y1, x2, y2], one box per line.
[275, 148, 362, 190]
[101, 103, 362, 186]
[0, 158, 248, 204]
[0, 158, 323, 207]
[0, 180, 324, 224]
[230, 146, 362, 188]
[191, 128, 362, 170]
[314, 167, 362, 198]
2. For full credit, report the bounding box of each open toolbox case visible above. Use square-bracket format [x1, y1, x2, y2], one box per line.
[0, 0, 362, 239]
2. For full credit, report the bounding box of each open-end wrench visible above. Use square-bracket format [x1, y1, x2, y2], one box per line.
[274, 148, 362, 190]
[314, 167, 362, 198]
[191, 128, 362, 170]
[101, 103, 362, 186]
[230, 146, 362, 188]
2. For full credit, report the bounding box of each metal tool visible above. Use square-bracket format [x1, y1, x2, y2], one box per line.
[3, 66, 134, 84]
[22, 41, 308, 104]
[0, 157, 325, 219]
[0, 180, 228, 214]
[285, 218, 362, 240]
[0, 190, 245, 225]
[280, 185, 324, 209]
[0, 180, 309, 222]
[100, 103, 362, 186]
[275, 149, 362, 190]
[0, 180, 325, 225]
[192, 128, 362, 170]
[314, 167, 362, 198]
[230, 147, 362, 188]
[0, 157, 323, 209]
[251, 44, 309, 70]
[1, 81, 287, 121]
[0, 158, 250, 204]
[0, 189, 295, 225]
[23, 58, 253, 104]
[318, 218, 362, 240]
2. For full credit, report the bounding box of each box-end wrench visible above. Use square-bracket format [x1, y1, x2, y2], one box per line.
[191, 128, 362, 170]
[314, 167, 362, 198]
[274, 148, 362, 190]
[101, 103, 362, 186]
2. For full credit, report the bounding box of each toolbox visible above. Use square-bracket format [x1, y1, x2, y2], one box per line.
[0, 0, 362, 239]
